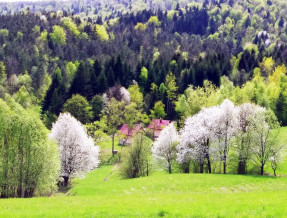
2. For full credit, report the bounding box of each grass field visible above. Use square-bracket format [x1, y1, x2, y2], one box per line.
[1, 165, 287, 217]
[1, 129, 287, 217]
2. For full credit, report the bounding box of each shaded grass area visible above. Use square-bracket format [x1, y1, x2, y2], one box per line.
[1, 166, 287, 217]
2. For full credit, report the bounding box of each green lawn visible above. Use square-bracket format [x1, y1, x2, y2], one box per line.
[1, 129, 287, 217]
[1, 165, 287, 217]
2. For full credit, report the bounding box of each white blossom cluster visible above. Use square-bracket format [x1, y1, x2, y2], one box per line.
[50, 113, 100, 179]
[176, 99, 268, 166]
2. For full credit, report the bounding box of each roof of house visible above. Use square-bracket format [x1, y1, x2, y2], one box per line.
[147, 119, 171, 130]
[120, 124, 142, 137]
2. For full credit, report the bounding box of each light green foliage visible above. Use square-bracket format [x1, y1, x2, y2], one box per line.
[125, 102, 142, 130]
[167, 10, 177, 21]
[18, 73, 32, 91]
[0, 98, 60, 198]
[63, 94, 93, 124]
[39, 30, 48, 43]
[147, 16, 161, 27]
[79, 32, 89, 40]
[135, 22, 147, 31]
[66, 62, 77, 83]
[85, 119, 108, 145]
[95, 24, 109, 41]
[0, 29, 9, 37]
[176, 80, 218, 118]
[102, 98, 125, 154]
[140, 67, 148, 81]
[150, 101, 166, 119]
[120, 133, 152, 178]
[13, 86, 33, 108]
[165, 72, 178, 101]
[260, 57, 275, 76]
[61, 17, 80, 38]
[0, 61, 7, 84]
[128, 84, 143, 107]
[32, 25, 40, 34]
[159, 83, 166, 100]
[218, 17, 234, 35]
[218, 76, 236, 103]
[243, 43, 258, 54]
[153, 50, 160, 62]
[17, 31, 23, 40]
[50, 25, 66, 45]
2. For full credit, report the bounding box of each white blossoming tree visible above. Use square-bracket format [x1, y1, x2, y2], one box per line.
[152, 123, 179, 174]
[234, 103, 260, 174]
[214, 99, 238, 174]
[50, 113, 100, 186]
[177, 106, 220, 173]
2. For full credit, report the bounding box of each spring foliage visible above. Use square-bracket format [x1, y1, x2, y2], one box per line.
[0, 98, 60, 198]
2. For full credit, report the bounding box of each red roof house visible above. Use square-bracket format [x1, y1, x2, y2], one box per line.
[147, 118, 171, 139]
[119, 124, 143, 145]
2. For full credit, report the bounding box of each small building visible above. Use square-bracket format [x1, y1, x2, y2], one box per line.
[119, 124, 143, 145]
[147, 118, 171, 139]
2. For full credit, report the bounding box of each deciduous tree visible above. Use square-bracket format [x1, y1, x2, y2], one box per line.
[50, 113, 100, 186]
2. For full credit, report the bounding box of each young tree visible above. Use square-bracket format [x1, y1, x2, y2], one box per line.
[152, 123, 179, 174]
[121, 133, 152, 178]
[103, 98, 126, 155]
[249, 109, 280, 175]
[150, 101, 166, 118]
[165, 72, 178, 119]
[50, 113, 100, 186]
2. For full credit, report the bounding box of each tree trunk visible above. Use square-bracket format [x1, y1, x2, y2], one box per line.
[63, 176, 69, 187]
[112, 133, 115, 156]
[182, 162, 189, 173]
[260, 164, 264, 175]
[200, 163, 204, 173]
[223, 138, 228, 174]
[223, 158, 227, 174]
[273, 169, 276, 177]
[238, 158, 247, 175]
[146, 162, 149, 177]
[168, 162, 172, 174]
[206, 154, 211, 173]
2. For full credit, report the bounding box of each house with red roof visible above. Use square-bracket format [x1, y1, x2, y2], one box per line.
[118, 119, 172, 145]
[119, 124, 143, 145]
[147, 118, 171, 139]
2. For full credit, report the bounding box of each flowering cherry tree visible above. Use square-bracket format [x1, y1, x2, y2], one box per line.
[234, 103, 260, 174]
[50, 113, 100, 186]
[177, 106, 220, 173]
[152, 123, 179, 173]
[213, 99, 238, 174]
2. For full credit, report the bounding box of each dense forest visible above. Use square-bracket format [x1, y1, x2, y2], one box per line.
[0, 0, 287, 126]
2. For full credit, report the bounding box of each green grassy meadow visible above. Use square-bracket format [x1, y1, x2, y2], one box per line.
[1, 129, 287, 217]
